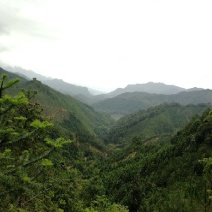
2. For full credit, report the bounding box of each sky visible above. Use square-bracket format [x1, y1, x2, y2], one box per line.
[0, 0, 212, 92]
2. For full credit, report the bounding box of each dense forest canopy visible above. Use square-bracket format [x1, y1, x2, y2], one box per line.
[0, 70, 212, 212]
[0, 73, 127, 211]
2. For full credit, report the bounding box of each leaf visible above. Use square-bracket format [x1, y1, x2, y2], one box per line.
[45, 137, 71, 148]
[23, 176, 31, 182]
[30, 119, 54, 129]
[14, 116, 27, 121]
[41, 159, 53, 166]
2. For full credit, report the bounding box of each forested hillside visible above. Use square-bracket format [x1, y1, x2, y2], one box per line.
[105, 103, 209, 145]
[0, 68, 113, 153]
[72, 82, 203, 106]
[0, 73, 127, 211]
[1, 69, 212, 212]
[93, 90, 212, 115]
[102, 108, 212, 211]
[22, 79, 112, 138]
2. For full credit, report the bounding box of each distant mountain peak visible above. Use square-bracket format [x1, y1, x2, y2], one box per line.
[1, 65, 94, 97]
[108, 82, 186, 97]
[43, 78, 91, 96]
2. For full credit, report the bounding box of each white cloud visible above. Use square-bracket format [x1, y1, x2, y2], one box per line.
[0, 0, 212, 91]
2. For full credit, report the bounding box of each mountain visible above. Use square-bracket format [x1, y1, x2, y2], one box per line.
[1, 65, 96, 97]
[0, 69, 125, 211]
[3, 65, 52, 81]
[104, 103, 210, 145]
[88, 88, 106, 95]
[2, 66, 212, 211]
[0, 68, 113, 149]
[108, 82, 186, 97]
[20, 79, 113, 144]
[43, 78, 91, 97]
[74, 93, 108, 105]
[2, 66, 205, 107]
[75, 82, 204, 106]
[187, 87, 204, 92]
[0, 67, 28, 84]
[102, 108, 212, 211]
[93, 90, 212, 116]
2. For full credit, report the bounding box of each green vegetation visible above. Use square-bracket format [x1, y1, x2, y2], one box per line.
[105, 103, 209, 145]
[0, 74, 71, 210]
[1, 68, 212, 212]
[0, 73, 126, 211]
[93, 90, 212, 115]
[102, 108, 212, 211]
[6, 75, 114, 155]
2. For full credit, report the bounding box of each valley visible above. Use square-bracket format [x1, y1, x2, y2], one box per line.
[0, 67, 212, 211]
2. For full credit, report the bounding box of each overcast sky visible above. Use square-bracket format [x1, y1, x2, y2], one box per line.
[0, 0, 212, 91]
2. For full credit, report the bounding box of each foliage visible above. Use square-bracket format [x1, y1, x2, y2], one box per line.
[102, 108, 212, 211]
[105, 103, 209, 145]
[93, 90, 212, 115]
[0, 73, 126, 211]
[2, 69, 212, 212]
[0, 74, 75, 210]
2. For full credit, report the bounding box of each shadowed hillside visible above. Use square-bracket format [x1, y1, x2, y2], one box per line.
[0, 68, 113, 151]
[93, 90, 212, 116]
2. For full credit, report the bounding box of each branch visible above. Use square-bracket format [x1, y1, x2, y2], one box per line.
[0, 75, 6, 98]
[2, 147, 54, 175]
[0, 104, 15, 116]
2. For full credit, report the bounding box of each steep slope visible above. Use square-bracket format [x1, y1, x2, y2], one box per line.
[105, 103, 210, 145]
[93, 90, 212, 115]
[0, 72, 126, 212]
[0, 67, 28, 85]
[20, 79, 113, 140]
[1, 69, 113, 150]
[43, 78, 91, 96]
[102, 109, 212, 211]
[2, 65, 95, 97]
[2, 65, 51, 81]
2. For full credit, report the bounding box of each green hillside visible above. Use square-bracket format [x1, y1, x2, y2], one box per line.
[23, 79, 112, 136]
[0, 73, 128, 211]
[105, 103, 210, 145]
[2, 68, 212, 212]
[93, 90, 212, 115]
[0, 69, 113, 151]
[74, 82, 203, 106]
[102, 108, 212, 211]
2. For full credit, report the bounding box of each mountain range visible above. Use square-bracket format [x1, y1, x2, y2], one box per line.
[104, 103, 209, 145]
[1, 65, 204, 98]
[93, 89, 212, 116]
[0, 67, 113, 151]
[1, 66, 212, 211]
[107, 82, 202, 97]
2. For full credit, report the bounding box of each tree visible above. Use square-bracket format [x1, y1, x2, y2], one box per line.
[0, 74, 71, 211]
